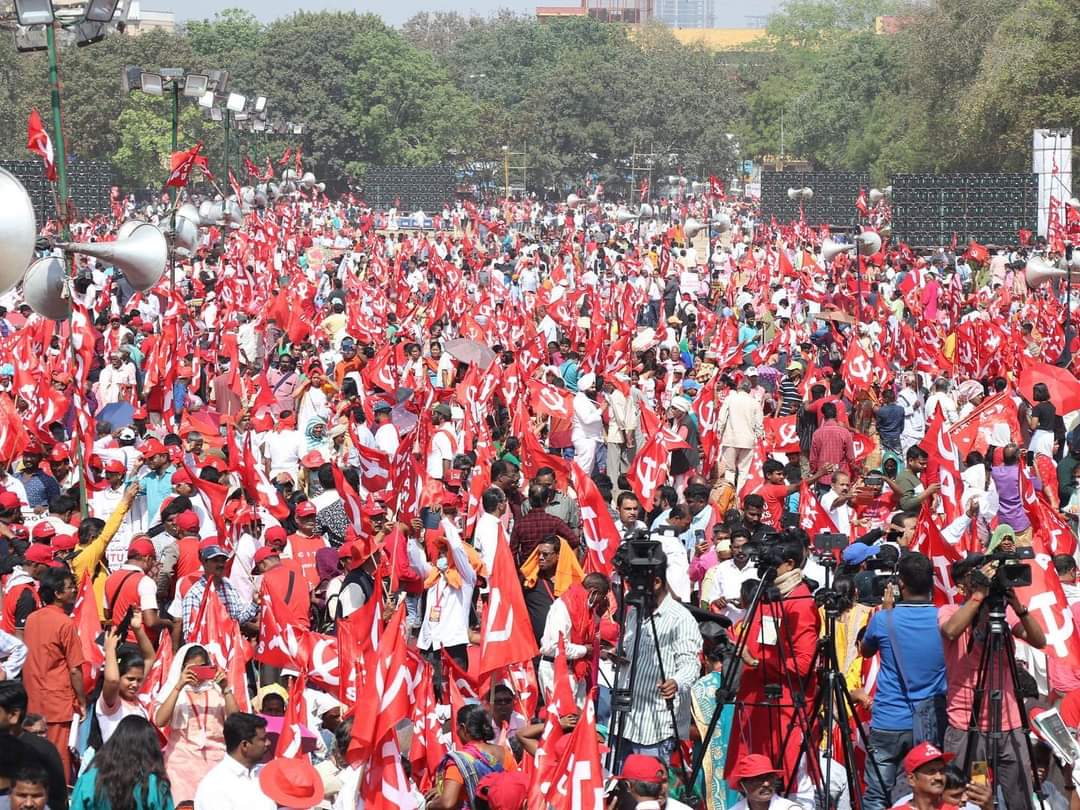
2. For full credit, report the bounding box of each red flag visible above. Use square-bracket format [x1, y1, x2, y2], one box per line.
[855, 189, 869, 216]
[188, 585, 251, 711]
[841, 339, 875, 400]
[243, 156, 260, 179]
[165, 142, 205, 189]
[73, 573, 104, 695]
[331, 462, 366, 533]
[355, 444, 391, 492]
[626, 429, 688, 512]
[919, 407, 964, 527]
[0, 394, 30, 463]
[239, 436, 290, 519]
[182, 460, 229, 546]
[798, 482, 839, 537]
[946, 392, 1021, 458]
[763, 415, 800, 453]
[478, 534, 539, 675]
[408, 658, 445, 791]
[26, 109, 56, 182]
[1013, 555, 1080, 663]
[541, 695, 605, 810]
[275, 672, 309, 758]
[346, 605, 413, 765]
[908, 505, 963, 606]
[361, 732, 419, 810]
[277, 147, 293, 167]
[570, 461, 620, 575]
[137, 629, 173, 715]
[294, 147, 303, 176]
[526, 379, 575, 421]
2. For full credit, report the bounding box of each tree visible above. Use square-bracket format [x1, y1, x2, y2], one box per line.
[112, 95, 210, 188]
[401, 11, 486, 58]
[184, 8, 264, 58]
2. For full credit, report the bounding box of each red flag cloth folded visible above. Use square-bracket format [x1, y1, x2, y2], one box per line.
[26, 108, 56, 182]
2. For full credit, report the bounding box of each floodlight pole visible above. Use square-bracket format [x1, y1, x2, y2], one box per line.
[169, 80, 179, 292]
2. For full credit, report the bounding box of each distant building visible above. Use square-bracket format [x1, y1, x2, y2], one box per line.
[537, 0, 653, 25]
[652, 0, 714, 29]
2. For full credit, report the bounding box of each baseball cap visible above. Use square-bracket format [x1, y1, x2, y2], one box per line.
[118, 427, 137, 442]
[52, 533, 77, 552]
[745, 365, 759, 376]
[199, 540, 231, 561]
[301, 450, 326, 469]
[171, 469, 193, 485]
[432, 402, 452, 419]
[24, 544, 55, 564]
[252, 547, 279, 571]
[903, 742, 955, 775]
[49, 445, 70, 462]
[103, 459, 126, 475]
[295, 500, 317, 518]
[264, 526, 288, 546]
[373, 401, 392, 413]
[140, 438, 167, 457]
[128, 537, 157, 559]
[173, 511, 200, 532]
[727, 754, 782, 789]
[841, 543, 880, 566]
[616, 754, 666, 784]
[0, 491, 21, 510]
[475, 772, 529, 810]
[32, 523, 56, 541]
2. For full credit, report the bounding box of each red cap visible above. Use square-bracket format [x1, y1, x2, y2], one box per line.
[903, 742, 955, 775]
[252, 546, 279, 571]
[32, 522, 56, 540]
[0, 491, 21, 510]
[264, 526, 288, 546]
[103, 459, 126, 474]
[258, 758, 324, 810]
[476, 772, 530, 810]
[128, 537, 157, 559]
[171, 468, 193, 485]
[52, 533, 77, 551]
[203, 457, 227, 473]
[140, 439, 167, 457]
[22, 441, 44, 456]
[132, 406, 149, 419]
[234, 507, 257, 525]
[295, 501, 317, 518]
[617, 754, 667, 784]
[173, 511, 200, 532]
[301, 450, 326, 469]
[49, 445, 70, 462]
[727, 754, 782, 789]
[24, 544, 55, 564]
[51, 372, 73, 384]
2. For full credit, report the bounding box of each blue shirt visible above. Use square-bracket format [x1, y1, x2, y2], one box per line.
[139, 466, 176, 521]
[18, 470, 60, 509]
[862, 603, 947, 730]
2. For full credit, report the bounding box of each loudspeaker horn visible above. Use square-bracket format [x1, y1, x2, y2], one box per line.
[822, 239, 855, 261]
[616, 209, 637, 225]
[57, 222, 167, 292]
[566, 193, 580, 209]
[0, 168, 38, 294]
[690, 181, 706, 196]
[282, 169, 298, 182]
[638, 203, 655, 219]
[787, 188, 800, 201]
[300, 172, 317, 190]
[712, 213, 732, 233]
[684, 218, 708, 238]
[22, 256, 70, 320]
[856, 231, 882, 256]
[1025, 257, 1066, 287]
[869, 188, 884, 205]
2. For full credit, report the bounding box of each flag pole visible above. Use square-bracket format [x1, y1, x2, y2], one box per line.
[46, 20, 90, 519]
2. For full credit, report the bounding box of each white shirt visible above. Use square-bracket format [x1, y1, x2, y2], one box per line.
[193, 754, 276, 810]
[0, 628, 27, 678]
[730, 796, 802, 810]
[427, 425, 458, 480]
[260, 429, 303, 477]
[571, 392, 604, 442]
[702, 559, 758, 621]
[539, 598, 590, 660]
[656, 531, 691, 603]
[407, 518, 475, 650]
[820, 489, 853, 537]
[375, 422, 400, 456]
[474, 511, 502, 574]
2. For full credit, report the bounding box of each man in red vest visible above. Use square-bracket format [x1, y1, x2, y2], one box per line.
[1, 543, 51, 637]
[283, 509, 328, 591]
[104, 537, 165, 639]
[254, 547, 310, 629]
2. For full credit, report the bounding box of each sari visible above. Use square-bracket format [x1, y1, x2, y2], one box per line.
[436, 743, 506, 809]
[690, 670, 740, 810]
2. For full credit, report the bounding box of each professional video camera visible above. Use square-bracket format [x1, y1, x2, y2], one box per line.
[967, 547, 1034, 597]
[612, 529, 666, 604]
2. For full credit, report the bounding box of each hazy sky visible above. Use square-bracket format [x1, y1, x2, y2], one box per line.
[165, 0, 782, 29]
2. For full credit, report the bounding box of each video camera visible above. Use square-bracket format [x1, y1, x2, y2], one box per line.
[613, 529, 666, 605]
[967, 547, 1034, 595]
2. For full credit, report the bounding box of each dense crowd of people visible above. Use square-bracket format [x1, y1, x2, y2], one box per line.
[0, 182, 1078, 810]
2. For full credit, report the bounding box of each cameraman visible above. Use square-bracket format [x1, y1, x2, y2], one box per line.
[611, 553, 703, 773]
[726, 530, 820, 807]
[859, 552, 947, 810]
[938, 554, 1046, 810]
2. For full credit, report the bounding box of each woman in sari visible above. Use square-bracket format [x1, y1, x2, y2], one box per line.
[427, 704, 518, 809]
[691, 641, 740, 810]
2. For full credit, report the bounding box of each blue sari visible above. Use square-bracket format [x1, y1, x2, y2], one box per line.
[691, 670, 740, 810]
[437, 743, 505, 809]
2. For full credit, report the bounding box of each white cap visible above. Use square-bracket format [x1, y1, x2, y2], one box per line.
[578, 373, 597, 391]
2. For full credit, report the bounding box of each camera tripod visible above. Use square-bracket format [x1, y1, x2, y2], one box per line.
[685, 564, 837, 808]
[778, 555, 886, 810]
[962, 595, 1046, 810]
[606, 581, 691, 786]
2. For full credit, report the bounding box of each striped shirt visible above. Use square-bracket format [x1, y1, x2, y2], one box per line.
[616, 596, 703, 745]
[777, 376, 802, 416]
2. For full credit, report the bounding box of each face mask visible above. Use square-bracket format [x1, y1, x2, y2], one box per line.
[436, 556, 449, 572]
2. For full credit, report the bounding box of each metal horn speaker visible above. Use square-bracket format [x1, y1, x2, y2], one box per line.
[566, 193, 580, 209]
[822, 239, 855, 261]
[300, 172, 317, 190]
[856, 231, 882, 256]
[1025, 257, 1066, 287]
[0, 168, 38, 294]
[869, 188, 884, 205]
[616, 209, 637, 225]
[57, 223, 167, 292]
[787, 188, 800, 201]
[683, 218, 707, 238]
[712, 213, 732, 233]
[638, 203, 655, 219]
[22, 256, 70, 320]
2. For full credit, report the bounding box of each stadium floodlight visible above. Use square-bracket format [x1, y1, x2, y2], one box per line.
[14, 0, 54, 26]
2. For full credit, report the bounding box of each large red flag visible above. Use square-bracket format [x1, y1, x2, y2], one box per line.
[798, 482, 839, 538]
[478, 530, 539, 675]
[188, 585, 251, 711]
[946, 391, 1021, 458]
[408, 658, 445, 791]
[1013, 555, 1080, 663]
[26, 109, 56, 182]
[361, 732, 419, 810]
[526, 379, 575, 421]
[165, 142, 205, 189]
[275, 672, 309, 758]
[570, 461, 620, 575]
[919, 407, 964, 527]
[73, 573, 104, 695]
[908, 505, 963, 606]
[541, 695, 605, 810]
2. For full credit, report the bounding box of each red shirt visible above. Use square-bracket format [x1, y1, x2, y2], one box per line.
[261, 564, 310, 629]
[23, 604, 84, 722]
[286, 533, 329, 591]
[759, 482, 789, 529]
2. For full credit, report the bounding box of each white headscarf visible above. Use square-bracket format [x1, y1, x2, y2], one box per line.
[154, 642, 214, 704]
